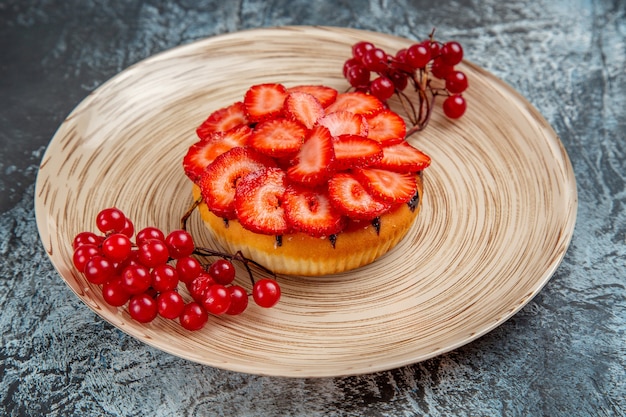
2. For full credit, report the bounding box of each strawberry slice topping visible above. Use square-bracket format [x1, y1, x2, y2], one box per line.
[318, 111, 368, 137]
[354, 168, 417, 204]
[374, 142, 431, 172]
[324, 92, 384, 116]
[366, 109, 406, 145]
[328, 172, 391, 220]
[248, 118, 307, 157]
[283, 92, 325, 129]
[234, 167, 289, 235]
[243, 83, 288, 122]
[286, 85, 338, 108]
[196, 101, 248, 139]
[283, 185, 346, 237]
[198, 147, 277, 219]
[332, 135, 383, 170]
[183, 125, 253, 182]
[287, 125, 335, 186]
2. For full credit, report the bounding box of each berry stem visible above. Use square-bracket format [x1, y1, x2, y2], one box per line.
[180, 196, 202, 230]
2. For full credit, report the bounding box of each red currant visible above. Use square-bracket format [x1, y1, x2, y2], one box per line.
[102, 276, 131, 306]
[165, 229, 194, 259]
[202, 284, 231, 315]
[128, 293, 158, 323]
[430, 58, 454, 79]
[351, 41, 375, 62]
[120, 218, 135, 238]
[101, 233, 132, 263]
[151, 264, 179, 292]
[157, 290, 185, 319]
[226, 285, 249, 315]
[187, 272, 215, 303]
[346, 64, 370, 89]
[370, 76, 395, 101]
[253, 279, 281, 308]
[120, 264, 152, 295]
[406, 43, 431, 69]
[136, 226, 165, 245]
[73, 244, 101, 273]
[179, 302, 208, 331]
[72, 232, 102, 250]
[443, 95, 467, 119]
[343, 58, 361, 77]
[445, 70, 469, 94]
[441, 41, 463, 66]
[208, 259, 236, 285]
[176, 256, 202, 284]
[362, 48, 388, 73]
[96, 207, 126, 234]
[387, 69, 408, 91]
[84, 255, 115, 284]
[137, 239, 170, 268]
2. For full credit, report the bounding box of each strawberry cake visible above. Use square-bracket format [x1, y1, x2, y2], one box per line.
[183, 83, 430, 276]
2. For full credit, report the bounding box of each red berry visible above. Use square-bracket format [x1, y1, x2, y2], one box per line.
[226, 285, 249, 315]
[202, 284, 231, 315]
[120, 264, 152, 295]
[430, 58, 454, 79]
[165, 230, 195, 259]
[362, 48, 388, 73]
[445, 70, 469, 94]
[120, 218, 135, 238]
[352, 41, 375, 62]
[137, 239, 170, 268]
[101, 233, 132, 263]
[179, 302, 208, 331]
[73, 244, 101, 273]
[136, 227, 165, 245]
[102, 276, 131, 306]
[157, 290, 185, 319]
[443, 95, 467, 119]
[84, 255, 115, 284]
[343, 58, 362, 77]
[208, 259, 236, 285]
[370, 76, 395, 101]
[151, 264, 179, 292]
[72, 232, 102, 250]
[176, 256, 202, 284]
[406, 43, 431, 69]
[386, 69, 408, 91]
[128, 293, 158, 323]
[96, 208, 126, 234]
[346, 64, 371, 89]
[187, 272, 215, 303]
[441, 41, 464, 66]
[252, 279, 281, 308]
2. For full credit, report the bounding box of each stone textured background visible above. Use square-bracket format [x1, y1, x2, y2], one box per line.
[1, 0, 625, 416]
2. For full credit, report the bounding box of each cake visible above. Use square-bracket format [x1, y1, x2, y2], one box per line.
[183, 83, 430, 276]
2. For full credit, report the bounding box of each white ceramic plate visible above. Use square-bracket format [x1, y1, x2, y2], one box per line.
[35, 26, 577, 377]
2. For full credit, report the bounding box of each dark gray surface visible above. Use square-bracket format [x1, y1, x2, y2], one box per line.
[1, 0, 625, 416]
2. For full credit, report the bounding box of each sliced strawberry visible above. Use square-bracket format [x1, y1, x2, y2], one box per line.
[248, 118, 307, 157]
[373, 142, 431, 172]
[324, 92, 384, 116]
[366, 109, 406, 145]
[183, 125, 253, 182]
[328, 172, 391, 220]
[198, 147, 277, 219]
[332, 135, 383, 170]
[283, 184, 346, 237]
[354, 168, 417, 204]
[234, 167, 289, 235]
[286, 85, 338, 107]
[283, 92, 325, 129]
[318, 111, 368, 137]
[287, 125, 335, 186]
[243, 83, 287, 122]
[196, 101, 248, 139]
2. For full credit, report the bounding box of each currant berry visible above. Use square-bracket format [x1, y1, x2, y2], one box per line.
[362, 48, 388, 73]
[179, 302, 208, 331]
[137, 239, 170, 268]
[96, 207, 126, 234]
[252, 279, 281, 308]
[226, 285, 249, 315]
[445, 70, 469, 94]
[176, 256, 202, 284]
[441, 41, 464, 66]
[157, 290, 185, 319]
[406, 43, 431, 69]
[165, 229, 195, 259]
[84, 255, 116, 285]
[72, 231, 102, 250]
[370, 76, 395, 101]
[202, 284, 231, 315]
[128, 293, 158, 323]
[430, 58, 454, 79]
[387, 69, 408, 91]
[136, 226, 165, 245]
[346, 64, 370, 89]
[120, 264, 152, 295]
[151, 264, 179, 293]
[343, 58, 361, 77]
[102, 276, 131, 306]
[208, 259, 236, 285]
[101, 233, 132, 263]
[73, 244, 101, 273]
[443, 95, 467, 119]
[187, 272, 215, 303]
[120, 218, 135, 238]
[351, 41, 375, 62]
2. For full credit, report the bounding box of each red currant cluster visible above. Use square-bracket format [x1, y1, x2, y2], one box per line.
[343, 33, 468, 135]
[72, 207, 281, 331]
